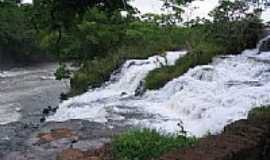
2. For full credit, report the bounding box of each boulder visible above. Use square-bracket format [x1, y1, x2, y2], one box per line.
[259, 38, 270, 52]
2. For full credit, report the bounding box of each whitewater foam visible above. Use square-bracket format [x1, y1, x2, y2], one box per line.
[47, 51, 186, 123]
[48, 49, 270, 137]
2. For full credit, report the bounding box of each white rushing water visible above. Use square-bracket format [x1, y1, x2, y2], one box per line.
[48, 40, 270, 137]
[47, 51, 187, 123]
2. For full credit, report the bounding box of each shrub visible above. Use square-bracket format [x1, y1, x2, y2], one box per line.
[112, 128, 197, 160]
[55, 64, 71, 80]
[248, 106, 270, 121]
[145, 39, 225, 90]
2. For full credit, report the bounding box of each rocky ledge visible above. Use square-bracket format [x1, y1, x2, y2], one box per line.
[0, 107, 269, 160]
[0, 120, 126, 160]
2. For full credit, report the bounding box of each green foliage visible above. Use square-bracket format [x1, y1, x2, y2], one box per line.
[145, 39, 224, 89]
[0, 1, 43, 62]
[112, 128, 197, 160]
[208, 0, 263, 52]
[248, 106, 270, 121]
[54, 64, 71, 80]
[144, 0, 263, 90]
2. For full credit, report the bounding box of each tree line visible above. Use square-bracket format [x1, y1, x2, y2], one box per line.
[0, 0, 265, 94]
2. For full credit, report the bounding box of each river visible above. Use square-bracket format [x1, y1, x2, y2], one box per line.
[43, 37, 270, 137]
[0, 37, 270, 160]
[0, 63, 69, 125]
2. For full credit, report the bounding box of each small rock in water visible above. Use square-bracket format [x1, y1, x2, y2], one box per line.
[15, 107, 21, 112]
[60, 93, 68, 101]
[121, 92, 127, 96]
[52, 106, 59, 113]
[259, 38, 270, 52]
[42, 106, 59, 115]
[43, 106, 52, 113]
[42, 108, 50, 115]
[135, 81, 146, 96]
[40, 117, 46, 123]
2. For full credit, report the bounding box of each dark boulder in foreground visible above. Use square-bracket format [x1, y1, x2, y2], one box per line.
[159, 107, 270, 160]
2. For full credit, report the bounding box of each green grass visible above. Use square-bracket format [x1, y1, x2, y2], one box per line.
[111, 128, 197, 160]
[145, 41, 225, 89]
[248, 106, 270, 121]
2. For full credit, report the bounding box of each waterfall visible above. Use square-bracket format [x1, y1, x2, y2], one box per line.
[48, 39, 270, 137]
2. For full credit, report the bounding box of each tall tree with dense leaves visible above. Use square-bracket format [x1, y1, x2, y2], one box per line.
[0, 0, 41, 64]
[31, 0, 135, 60]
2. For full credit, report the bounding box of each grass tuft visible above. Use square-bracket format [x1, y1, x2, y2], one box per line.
[111, 128, 197, 160]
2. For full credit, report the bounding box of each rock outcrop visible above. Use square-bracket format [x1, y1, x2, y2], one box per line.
[1, 108, 269, 160]
[159, 111, 270, 160]
[258, 29, 270, 52]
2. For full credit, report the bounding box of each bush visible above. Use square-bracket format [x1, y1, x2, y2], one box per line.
[55, 64, 71, 80]
[145, 38, 225, 90]
[248, 106, 270, 121]
[112, 128, 197, 160]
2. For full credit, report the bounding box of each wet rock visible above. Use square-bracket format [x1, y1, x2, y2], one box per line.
[0, 119, 125, 160]
[60, 93, 68, 101]
[191, 66, 214, 81]
[52, 106, 59, 113]
[73, 139, 110, 152]
[37, 128, 78, 144]
[40, 117, 46, 123]
[57, 149, 85, 160]
[135, 81, 146, 96]
[42, 106, 51, 115]
[42, 106, 59, 116]
[259, 38, 270, 52]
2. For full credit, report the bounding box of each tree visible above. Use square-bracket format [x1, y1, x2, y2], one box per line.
[160, 0, 194, 25]
[31, 0, 135, 60]
[208, 0, 263, 52]
[0, 0, 41, 63]
[209, 0, 250, 23]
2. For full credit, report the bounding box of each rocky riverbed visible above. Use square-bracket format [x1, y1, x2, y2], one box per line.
[0, 63, 131, 160]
